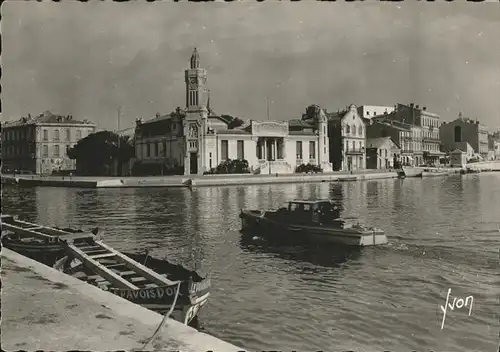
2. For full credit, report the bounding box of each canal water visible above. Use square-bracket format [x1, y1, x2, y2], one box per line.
[2, 173, 499, 352]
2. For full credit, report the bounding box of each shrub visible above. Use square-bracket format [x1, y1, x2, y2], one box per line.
[204, 159, 251, 175]
[295, 163, 323, 174]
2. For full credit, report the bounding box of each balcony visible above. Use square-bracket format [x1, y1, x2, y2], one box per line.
[344, 148, 365, 155]
[422, 137, 440, 143]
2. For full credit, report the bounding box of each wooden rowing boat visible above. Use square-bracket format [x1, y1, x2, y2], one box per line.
[1, 214, 211, 327]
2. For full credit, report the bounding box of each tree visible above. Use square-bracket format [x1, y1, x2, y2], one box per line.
[67, 131, 135, 176]
[221, 114, 245, 129]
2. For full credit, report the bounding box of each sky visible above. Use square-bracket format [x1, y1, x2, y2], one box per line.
[2, 1, 500, 132]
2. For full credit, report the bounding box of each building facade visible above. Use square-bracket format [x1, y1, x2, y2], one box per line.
[366, 120, 418, 166]
[133, 49, 332, 175]
[372, 103, 442, 165]
[439, 113, 489, 159]
[327, 104, 366, 171]
[365, 137, 401, 169]
[1, 111, 96, 174]
[357, 105, 395, 120]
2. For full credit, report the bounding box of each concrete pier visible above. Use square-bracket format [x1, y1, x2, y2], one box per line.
[1, 170, 399, 188]
[1, 248, 244, 352]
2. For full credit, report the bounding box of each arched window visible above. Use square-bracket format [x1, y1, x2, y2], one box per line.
[454, 125, 462, 142]
[351, 124, 356, 136]
[358, 125, 363, 136]
[345, 125, 350, 134]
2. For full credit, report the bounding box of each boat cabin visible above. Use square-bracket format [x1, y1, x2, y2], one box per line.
[280, 200, 341, 225]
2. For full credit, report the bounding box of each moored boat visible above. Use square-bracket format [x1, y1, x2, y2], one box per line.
[1, 214, 211, 327]
[55, 251, 210, 326]
[420, 169, 453, 177]
[400, 166, 424, 178]
[239, 199, 387, 246]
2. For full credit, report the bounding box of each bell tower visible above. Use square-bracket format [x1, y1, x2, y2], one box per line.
[185, 48, 207, 112]
[183, 48, 208, 175]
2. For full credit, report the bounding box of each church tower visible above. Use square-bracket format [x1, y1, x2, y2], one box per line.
[185, 48, 208, 112]
[183, 48, 208, 175]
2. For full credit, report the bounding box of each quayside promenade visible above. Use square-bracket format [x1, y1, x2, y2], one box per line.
[2, 169, 398, 188]
[1, 248, 243, 352]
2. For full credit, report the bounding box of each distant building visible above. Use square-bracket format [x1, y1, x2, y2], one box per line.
[449, 149, 467, 168]
[357, 105, 395, 120]
[366, 120, 417, 166]
[370, 103, 443, 165]
[439, 113, 489, 158]
[365, 137, 401, 170]
[494, 141, 500, 160]
[327, 104, 366, 171]
[1, 111, 96, 175]
[133, 48, 331, 175]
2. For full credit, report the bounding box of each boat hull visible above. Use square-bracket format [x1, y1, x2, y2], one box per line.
[421, 171, 452, 177]
[240, 210, 387, 246]
[56, 252, 210, 327]
[401, 167, 423, 178]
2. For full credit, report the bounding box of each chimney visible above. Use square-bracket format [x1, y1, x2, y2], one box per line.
[416, 105, 420, 109]
[423, 107, 427, 111]
[410, 103, 414, 108]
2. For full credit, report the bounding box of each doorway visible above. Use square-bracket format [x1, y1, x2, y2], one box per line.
[189, 152, 198, 175]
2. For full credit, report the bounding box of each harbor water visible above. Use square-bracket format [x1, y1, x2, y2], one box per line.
[2, 173, 499, 351]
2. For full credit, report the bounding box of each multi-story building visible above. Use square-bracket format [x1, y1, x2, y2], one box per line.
[327, 104, 366, 171]
[439, 113, 489, 159]
[365, 137, 401, 170]
[366, 120, 417, 166]
[133, 48, 332, 175]
[357, 105, 395, 120]
[1, 111, 96, 174]
[372, 103, 442, 165]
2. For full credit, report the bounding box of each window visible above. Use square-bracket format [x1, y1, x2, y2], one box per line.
[309, 141, 316, 159]
[43, 145, 48, 157]
[155, 142, 159, 157]
[385, 149, 388, 158]
[296, 141, 303, 159]
[221, 140, 229, 160]
[352, 141, 355, 150]
[345, 125, 350, 134]
[352, 125, 356, 136]
[76, 130, 82, 140]
[359, 141, 362, 151]
[54, 145, 60, 157]
[237, 140, 244, 160]
[163, 141, 167, 157]
[43, 129, 48, 141]
[54, 129, 60, 141]
[65, 129, 70, 141]
[146, 143, 151, 157]
[358, 125, 363, 136]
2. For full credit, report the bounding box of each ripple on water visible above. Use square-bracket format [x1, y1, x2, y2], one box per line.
[2, 174, 499, 352]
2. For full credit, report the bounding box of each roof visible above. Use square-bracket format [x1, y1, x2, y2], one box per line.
[326, 111, 347, 122]
[366, 137, 393, 149]
[289, 119, 314, 128]
[2, 111, 95, 128]
[217, 129, 251, 135]
[372, 121, 411, 132]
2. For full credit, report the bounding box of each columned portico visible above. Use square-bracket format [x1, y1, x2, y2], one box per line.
[257, 137, 285, 161]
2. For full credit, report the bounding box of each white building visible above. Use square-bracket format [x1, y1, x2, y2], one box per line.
[133, 48, 332, 175]
[357, 105, 395, 120]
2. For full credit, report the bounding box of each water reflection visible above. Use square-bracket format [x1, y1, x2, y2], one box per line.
[239, 235, 362, 269]
[2, 174, 500, 352]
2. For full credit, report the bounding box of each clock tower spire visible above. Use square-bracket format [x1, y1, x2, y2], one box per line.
[183, 48, 208, 176]
[185, 47, 207, 112]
